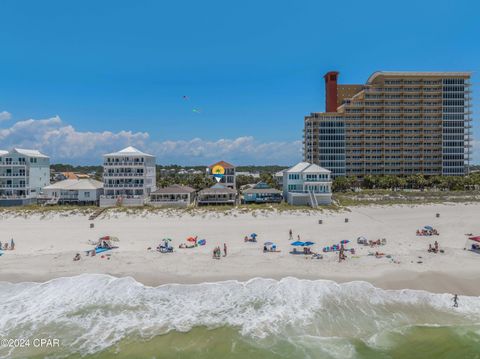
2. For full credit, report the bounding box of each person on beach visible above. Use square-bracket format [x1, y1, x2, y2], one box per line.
[297, 235, 301, 241]
[434, 241, 439, 253]
[73, 253, 81, 261]
[223, 243, 227, 257]
[10, 238, 14, 250]
[452, 294, 459, 308]
[289, 229, 293, 240]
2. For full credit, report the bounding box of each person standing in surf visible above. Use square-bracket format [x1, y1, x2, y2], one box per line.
[452, 294, 459, 308]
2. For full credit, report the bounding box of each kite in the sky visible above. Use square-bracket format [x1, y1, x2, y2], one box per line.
[182, 95, 189, 100]
[192, 108, 201, 113]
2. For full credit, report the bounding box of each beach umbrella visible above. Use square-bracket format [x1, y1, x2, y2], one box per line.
[251, 233, 257, 238]
[187, 236, 197, 242]
[303, 241, 315, 246]
[291, 241, 305, 246]
[162, 238, 172, 242]
[340, 240, 350, 244]
[264, 241, 274, 246]
[424, 226, 433, 231]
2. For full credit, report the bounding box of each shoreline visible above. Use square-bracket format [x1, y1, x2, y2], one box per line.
[1, 269, 479, 296]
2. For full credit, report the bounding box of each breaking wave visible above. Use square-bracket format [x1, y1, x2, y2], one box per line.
[0, 274, 479, 358]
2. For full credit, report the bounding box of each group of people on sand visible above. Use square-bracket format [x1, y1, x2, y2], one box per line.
[428, 241, 442, 254]
[0, 239, 15, 251]
[417, 228, 439, 236]
[213, 244, 227, 259]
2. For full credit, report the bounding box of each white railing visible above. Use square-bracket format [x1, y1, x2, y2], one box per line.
[103, 173, 144, 177]
[100, 195, 144, 199]
[103, 162, 145, 166]
[103, 184, 144, 188]
[0, 162, 27, 166]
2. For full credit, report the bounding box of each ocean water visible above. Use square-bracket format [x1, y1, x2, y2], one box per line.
[0, 275, 479, 359]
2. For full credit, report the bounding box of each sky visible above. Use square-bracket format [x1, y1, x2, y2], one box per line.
[0, 0, 479, 165]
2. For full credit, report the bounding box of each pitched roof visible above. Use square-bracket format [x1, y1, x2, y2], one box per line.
[152, 184, 196, 194]
[285, 162, 310, 173]
[209, 160, 235, 169]
[44, 178, 104, 190]
[104, 146, 154, 157]
[285, 162, 330, 174]
[198, 183, 237, 195]
[13, 148, 49, 158]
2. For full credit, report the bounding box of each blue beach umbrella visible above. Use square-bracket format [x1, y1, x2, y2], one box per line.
[303, 241, 315, 246]
[424, 226, 433, 231]
[251, 233, 258, 238]
[291, 241, 305, 246]
[264, 241, 274, 246]
[340, 240, 350, 244]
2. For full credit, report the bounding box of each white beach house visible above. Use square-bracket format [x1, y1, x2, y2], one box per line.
[0, 148, 50, 206]
[282, 162, 332, 207]
[149, 184, 196, 207]
[100, 146, 156, 207]
[43, 178, 104, 205]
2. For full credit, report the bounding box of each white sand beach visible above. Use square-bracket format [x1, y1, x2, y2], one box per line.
[1, 203, 479, 295]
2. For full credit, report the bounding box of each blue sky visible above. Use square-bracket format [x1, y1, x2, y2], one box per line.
[0, 0, 478, 165]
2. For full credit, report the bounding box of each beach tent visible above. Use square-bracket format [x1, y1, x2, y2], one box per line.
[465, 236, 480, 254]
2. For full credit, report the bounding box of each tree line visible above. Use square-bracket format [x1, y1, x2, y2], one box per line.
[333, 173, 480, 192]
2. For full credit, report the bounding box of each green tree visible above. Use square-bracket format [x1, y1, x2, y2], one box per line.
[236, 175, 257, 190]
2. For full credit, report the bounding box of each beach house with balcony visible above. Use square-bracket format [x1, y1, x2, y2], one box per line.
[149, 184, 196, 207]
[242, 182, 283, 204]
[100, 146, 156, 207]
[197, 183, 237, 205]
[42, 178, 104, 205]
[206, 161, 236, 189]
[0, 148, 50, 206]
[282, 162, 332, 207]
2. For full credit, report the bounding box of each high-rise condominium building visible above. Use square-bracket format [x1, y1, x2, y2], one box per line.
[0, 148, 50, 206]
[304, 71, 472, 177]
[100, 146, 156, 207]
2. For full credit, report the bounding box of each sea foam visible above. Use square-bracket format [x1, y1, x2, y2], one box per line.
[0, 274, 479, 357]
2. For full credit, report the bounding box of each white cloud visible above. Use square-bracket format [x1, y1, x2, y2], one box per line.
[0, 111, 12, 122]
[472, 140, 480, 164]
[0, 116, 301, 165]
